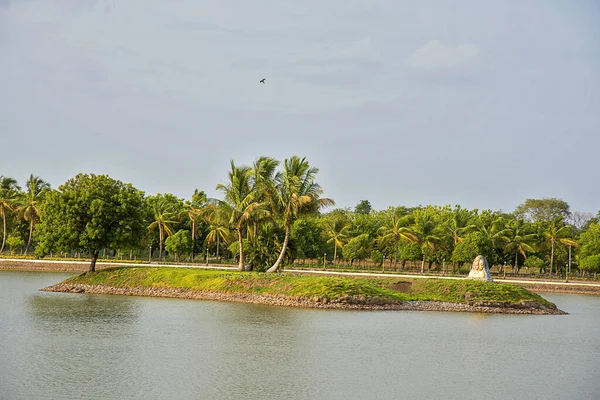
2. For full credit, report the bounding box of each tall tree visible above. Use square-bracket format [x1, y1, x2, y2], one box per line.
[267, 156, 334, 273]
[0, 176, 21, 253]
[16, 174, 50, 254]
[182, 189, 207, 261]
[498, 219, 538, 273]
[377, 207, 415, 269]
[514, 198, 571, 222]
[354, 200, 372, 215]
[216, 161, 267, 271]
[35, 174, 145, 272]
[409, 207, 441, 273]
[543, 217, 577, 275]
[322, 212, 351, 265]
[147, 194, 181, 261]
[203, 203, 232, 259]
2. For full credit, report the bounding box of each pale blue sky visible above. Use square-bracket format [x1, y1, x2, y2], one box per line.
[1, 0, 599, 214]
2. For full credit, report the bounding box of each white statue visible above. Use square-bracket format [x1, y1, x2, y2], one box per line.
[467, 255, 493, 281]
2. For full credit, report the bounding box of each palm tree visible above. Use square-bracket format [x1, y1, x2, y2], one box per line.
[409, 208, 441, 273]
[447, 206, 476, 246]
[267, 156, 334, 273]
[216, 161, 268, 271]
[147, 196, 179, 260]
[0, 176, 21, 253]
[15, 174, 50, 254]
[248, 156, 279, 239]
[182, 189, 207, 261]
[498, 219, 537, 273]
[322, 214, 350, 266]
[203, 203, 232, 260]
[543, 217, 577, 275]
[377, 207, 416, 269]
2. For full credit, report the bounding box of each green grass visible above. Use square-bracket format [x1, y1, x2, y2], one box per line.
[63, 267, 554, 307]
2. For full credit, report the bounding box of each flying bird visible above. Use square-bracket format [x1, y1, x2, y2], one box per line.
[260, 78, 266, 83]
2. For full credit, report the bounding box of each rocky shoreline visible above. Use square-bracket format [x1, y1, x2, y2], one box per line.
[41, 282, 567, 315]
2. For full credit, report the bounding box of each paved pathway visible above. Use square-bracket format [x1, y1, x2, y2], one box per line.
[3, 258, 599, 289]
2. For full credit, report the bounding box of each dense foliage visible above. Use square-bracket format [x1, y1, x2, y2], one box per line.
[1, 161, 599, 276]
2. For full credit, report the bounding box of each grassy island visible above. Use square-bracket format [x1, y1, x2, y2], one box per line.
[42, 267, 565, 314]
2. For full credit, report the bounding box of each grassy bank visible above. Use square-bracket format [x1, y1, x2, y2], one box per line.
[51, 267, 558, 311]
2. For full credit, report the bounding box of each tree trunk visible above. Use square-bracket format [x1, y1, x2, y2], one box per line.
[420, 256, 425, 273]
[237, 227, 244, 271]
[267, 222, 291, 273]
[191, 220, 195, 262]
[394, 237, 399, 270]
[333, 245, 337, 266]
[514, 250, 519, 273]
[159, 225, 164, 261]
[89, 250, 99, 273]
[0, 212, 6, 253]
[25, 220, 34, 255]
[549, 238, 555, 275]
[216, 234, 220, 258]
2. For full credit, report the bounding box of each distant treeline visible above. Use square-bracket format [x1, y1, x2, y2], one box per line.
[1, 156, 599, 275]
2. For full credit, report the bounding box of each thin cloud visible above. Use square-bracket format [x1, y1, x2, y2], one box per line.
[410, 40, 480, 69]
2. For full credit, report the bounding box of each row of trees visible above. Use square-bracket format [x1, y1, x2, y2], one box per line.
[1, 160, 599, 276]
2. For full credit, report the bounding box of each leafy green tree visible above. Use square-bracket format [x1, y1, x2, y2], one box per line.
[514, 198, 571, 222]
[579, 255, 600, 274]
[0, 176, 21, 253]
[451, 232, 487, 265]
[35, 174, 145, 272]
[216, 161, 267, 271]
[524, 255, 547, 274]
[354, 200, 372, 215]
[291, 217, 323, 260]
[165, 229, 193, 262]
[267, 156, 334, 273]
[6, 233, 24, 255]
[396, 241, 423, 268]
[147, 194, 182, 261]
[578, 222, 600, 259]
[342, 233, 372, 266]
[377, 206, 415, 269]
[15, 174, 50, 254]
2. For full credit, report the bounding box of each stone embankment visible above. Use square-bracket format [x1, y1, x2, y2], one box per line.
[42, 282, 566, 315]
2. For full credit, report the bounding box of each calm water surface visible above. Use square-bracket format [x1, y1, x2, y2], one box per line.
[1, 271, 599, 400]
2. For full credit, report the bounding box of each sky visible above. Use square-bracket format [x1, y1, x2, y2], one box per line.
[1, 0, 599, 214]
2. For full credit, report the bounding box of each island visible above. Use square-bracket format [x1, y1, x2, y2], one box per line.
[41, 267, 566, 315]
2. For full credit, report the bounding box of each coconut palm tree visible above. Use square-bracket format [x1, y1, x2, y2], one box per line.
[216, 161, 268, 271]
[0, 176, 21, 253]
[267, 156, 334, 273]
[203, 203, 232, 260]
[322, 213, 351, 266]
[147, 195, 179, 260]
[15, 174, 50, 254]
[543, 217, 577, 275]
[377, 207, 416, 269]
[182, 189, 207, 261]
[447, 206, 476, 246]
[408, 208, 441, 273]
[498, 219, 538, 273]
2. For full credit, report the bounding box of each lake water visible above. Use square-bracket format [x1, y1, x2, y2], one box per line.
[1, 271, 599, 400]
